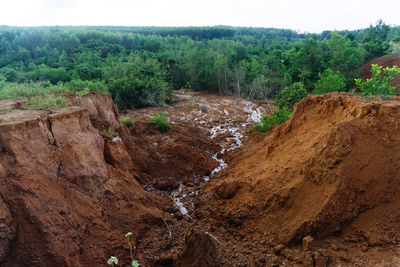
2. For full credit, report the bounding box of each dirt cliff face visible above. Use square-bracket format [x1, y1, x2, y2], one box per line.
[0, 106, 166, 266]
[69, 92, 123, 132]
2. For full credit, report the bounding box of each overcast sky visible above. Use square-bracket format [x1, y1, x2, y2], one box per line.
[0, 0, 399, 33]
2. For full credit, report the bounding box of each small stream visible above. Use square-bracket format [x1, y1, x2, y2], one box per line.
[173, 100, 262, 217]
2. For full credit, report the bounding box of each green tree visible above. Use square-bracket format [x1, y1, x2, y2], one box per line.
[313, 68, 346, 95]
[275, 82, 308, 110]
[363, 20, 391, 61]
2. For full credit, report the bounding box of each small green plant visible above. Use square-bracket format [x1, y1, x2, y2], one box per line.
[107, 256, 118, 266]
[149, 111, 171, 132]
[101, 127, 116, 137]
[355, 64, 400, 97]
[251, 108, 292, 133]
[125, 232, 140, 267]
[107, 232, 140, 267]
[121, 115, 134, 128]
[76, 88, 90, 98]
[275, 82, 308, 110]
[27, 96, 70, 109]
[187, 100, 195, 108]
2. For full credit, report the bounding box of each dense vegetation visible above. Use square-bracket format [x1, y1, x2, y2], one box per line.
[0, 21, 397, 109]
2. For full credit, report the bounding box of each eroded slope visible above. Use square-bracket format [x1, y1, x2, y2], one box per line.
[197, 93, 400, 264]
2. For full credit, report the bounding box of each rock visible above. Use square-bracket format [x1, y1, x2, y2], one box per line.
[273, 244, 285, 255]
[215, 181, 240, 199]
[302, 235, 314, 251]
[154, 178, 180, 191]
[176, 225, 220, 267]
[104, 136, 134, 172]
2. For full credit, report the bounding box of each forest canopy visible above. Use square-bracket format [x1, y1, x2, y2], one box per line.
[0, 22, 397, 109]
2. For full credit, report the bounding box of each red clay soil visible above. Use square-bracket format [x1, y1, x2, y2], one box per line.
[361, 54, 400, 89]
[0, 93, 222, 266]
[5, 91, 400, 266]
[195, 93, 400, 265]
[122, 121, 220, 191]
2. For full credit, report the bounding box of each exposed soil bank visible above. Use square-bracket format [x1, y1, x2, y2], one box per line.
[196, 93, 400, 265]
[0, 92, 223, 266]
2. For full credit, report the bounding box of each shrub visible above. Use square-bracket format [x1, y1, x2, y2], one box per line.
[313, 68, 347, 95]
[27, 96, 70, 109]
[355, 64, 400, 97]
[275, 82, 308, 110]
[100, 127, 117, 138]
[149, 111, 170, 132]
[121, 115, 134, 128]
[251, 108, 292, 133]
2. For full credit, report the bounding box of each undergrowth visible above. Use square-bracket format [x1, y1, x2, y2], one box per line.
[0, 80, 107, 100]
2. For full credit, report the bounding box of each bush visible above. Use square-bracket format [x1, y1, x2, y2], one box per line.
[313, 68, 347, 95]
[149, 111, 170, 132]
[251, 108, 292, 133]
[108, 76, 169, 110]
[275, 82, 308, 110]
[355, 64, 400, 97]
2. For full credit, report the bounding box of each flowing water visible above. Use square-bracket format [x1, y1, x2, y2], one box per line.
[173, 100, 262, 217]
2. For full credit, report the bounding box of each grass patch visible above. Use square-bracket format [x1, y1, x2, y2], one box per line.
[0, 80, 108, 100]
[27, 96, 70, 109]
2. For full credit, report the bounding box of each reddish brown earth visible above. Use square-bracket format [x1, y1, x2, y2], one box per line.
[3, 90, 400, 266]
[0, 92, 225, 266]
[195, 93, 400, 266]
[361, 54, 400, 90]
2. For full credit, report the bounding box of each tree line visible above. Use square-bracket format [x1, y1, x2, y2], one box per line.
[0, 21, 394, 109]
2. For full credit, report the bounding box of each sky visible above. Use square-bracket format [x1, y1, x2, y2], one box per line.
[0, 0, 399, 33]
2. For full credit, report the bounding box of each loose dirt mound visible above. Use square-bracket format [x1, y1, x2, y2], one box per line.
[199, 93, 400, 250]
[361, 54, 400, 89]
